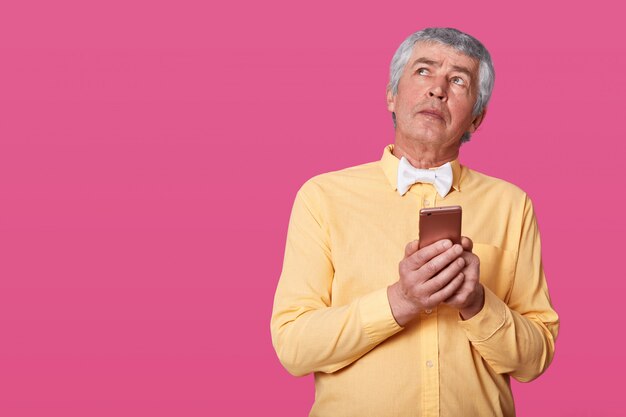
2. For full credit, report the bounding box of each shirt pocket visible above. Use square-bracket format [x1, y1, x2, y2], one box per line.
[472, 243, 516, 303]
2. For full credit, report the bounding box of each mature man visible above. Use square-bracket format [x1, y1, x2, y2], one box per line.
[271, 27, 559, 417]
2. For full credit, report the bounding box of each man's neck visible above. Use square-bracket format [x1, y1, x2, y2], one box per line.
[392, 138, 460, 169]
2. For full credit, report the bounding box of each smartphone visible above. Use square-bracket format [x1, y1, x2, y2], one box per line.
[418, 205, 462, 249]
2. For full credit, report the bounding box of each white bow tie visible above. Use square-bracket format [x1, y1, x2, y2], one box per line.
[397, 157, 453, 197]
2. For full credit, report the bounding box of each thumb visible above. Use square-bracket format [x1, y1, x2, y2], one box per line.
[461, 236, 473, 252]
[404, 239, 420, 258]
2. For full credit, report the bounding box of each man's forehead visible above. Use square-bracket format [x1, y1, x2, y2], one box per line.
[408, 41, 479, 71]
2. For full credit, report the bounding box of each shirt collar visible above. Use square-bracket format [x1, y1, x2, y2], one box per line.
[380, 144, 462, 193]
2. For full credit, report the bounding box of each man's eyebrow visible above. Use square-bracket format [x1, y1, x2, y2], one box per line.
[411, 58, 439, 68]
[450, 65, 473, 79]
[411, 57, 474, 80]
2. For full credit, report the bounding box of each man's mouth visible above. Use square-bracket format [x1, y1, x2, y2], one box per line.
[418, 109, 445, 121]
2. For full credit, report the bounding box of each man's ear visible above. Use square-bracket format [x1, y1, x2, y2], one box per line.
[468, 107, 487, 133]
[386, 89, 395, 113]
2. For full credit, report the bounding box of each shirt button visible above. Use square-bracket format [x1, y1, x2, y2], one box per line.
[425, 309, 432, 314]
[426, 360, 434, 368]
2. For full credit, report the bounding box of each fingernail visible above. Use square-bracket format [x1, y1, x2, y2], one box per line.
[457, 258, 465, 267]
[454, 244, 463, 254]
[442, 240, 452, 249]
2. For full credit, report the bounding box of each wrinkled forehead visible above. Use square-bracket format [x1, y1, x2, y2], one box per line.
[407, 40, 480, 75]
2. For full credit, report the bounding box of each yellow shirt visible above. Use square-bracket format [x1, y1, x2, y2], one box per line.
[271, 144, 559, 417]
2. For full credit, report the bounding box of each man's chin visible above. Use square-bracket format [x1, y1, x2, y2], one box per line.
[398, 126, 451, 144]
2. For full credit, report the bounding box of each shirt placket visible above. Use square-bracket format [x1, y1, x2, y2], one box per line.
[420, 304, 439, 417]
[412, 186, 441, 417]
[425, 189, 440, 417]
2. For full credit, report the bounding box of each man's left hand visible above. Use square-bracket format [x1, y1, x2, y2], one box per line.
[444, 236, 485, 320]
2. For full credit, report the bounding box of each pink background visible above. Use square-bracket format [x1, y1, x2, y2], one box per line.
[0, 0, 623, 415]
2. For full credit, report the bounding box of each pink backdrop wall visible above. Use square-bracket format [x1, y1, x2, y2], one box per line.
[0, 0, 623, 415]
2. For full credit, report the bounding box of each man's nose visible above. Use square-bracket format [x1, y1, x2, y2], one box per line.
[427, 79, 447, 101]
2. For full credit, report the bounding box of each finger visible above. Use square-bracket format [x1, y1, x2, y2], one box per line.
[442, 279, 470, 305]
[412, 243, 463, 279]
[461, 236, 473, 252]
[405, 238, 453, 269]
[404, 239, 420, 258]
[429, 272, 465, 305]
[406, 239, 455, 271]
[421, 256, 466, 294]
[459, 252, 480, 280]
[443, 264, 479, 305]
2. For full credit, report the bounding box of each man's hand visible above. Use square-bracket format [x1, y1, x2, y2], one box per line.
[444, 236, 484, 320]
[387, 239, 467, 327]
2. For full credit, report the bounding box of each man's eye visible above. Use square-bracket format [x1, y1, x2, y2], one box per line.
[417, 68, 429, 75]
[451, 77, 465, 85]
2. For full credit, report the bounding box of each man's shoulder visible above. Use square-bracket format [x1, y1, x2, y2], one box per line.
[462, 165, 528, 201]
[298, 159, 386, 197]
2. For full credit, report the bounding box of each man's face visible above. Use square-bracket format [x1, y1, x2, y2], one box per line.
[387, 41, 484, 147]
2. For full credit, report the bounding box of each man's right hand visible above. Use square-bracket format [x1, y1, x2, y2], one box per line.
[387, 239, 466, 327]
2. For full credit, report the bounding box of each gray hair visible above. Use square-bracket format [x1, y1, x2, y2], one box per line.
[387, 28, 495, 143]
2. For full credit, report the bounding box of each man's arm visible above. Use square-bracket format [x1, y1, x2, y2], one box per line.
[457, 195, 560, 382]
[270, 182, 403, 376]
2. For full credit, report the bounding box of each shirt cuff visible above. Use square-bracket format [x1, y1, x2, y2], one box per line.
[359, 287, 404, 343]
[457, 286, 508, 343]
